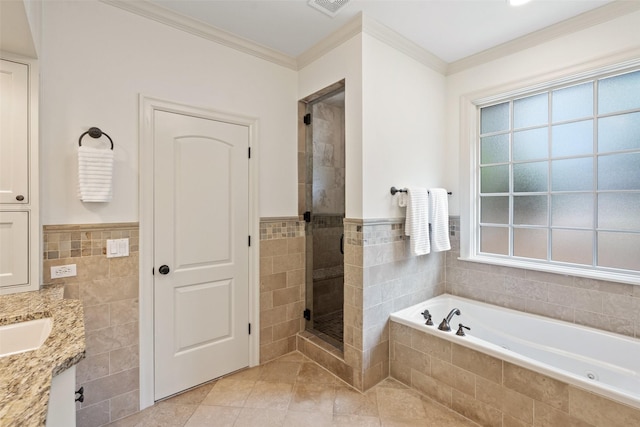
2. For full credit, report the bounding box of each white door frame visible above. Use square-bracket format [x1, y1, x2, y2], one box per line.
[138, 95, 260, 409]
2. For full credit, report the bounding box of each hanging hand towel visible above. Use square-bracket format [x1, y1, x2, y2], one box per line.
[404, 187, 430, 256]
[428, 188, 451, 252]
[77, 146, 114, 202]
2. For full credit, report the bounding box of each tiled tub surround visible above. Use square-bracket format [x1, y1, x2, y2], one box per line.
[389, 319, 640, 427]
[0, 285, 86, 427]
[43, 223, 140, 427]
[447, 217, 640, 339]
[259, 218, 306, 363]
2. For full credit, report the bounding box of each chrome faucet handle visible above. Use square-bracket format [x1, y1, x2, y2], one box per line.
[456, 324, 471, 336]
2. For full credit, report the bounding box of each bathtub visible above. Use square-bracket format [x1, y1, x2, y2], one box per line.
[390, 294, 640, 410]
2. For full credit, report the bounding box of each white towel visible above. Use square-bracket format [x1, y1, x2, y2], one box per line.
[404, 187, 430, 256]
[428, 188, 451, 252]
[77, 146, 113, 202]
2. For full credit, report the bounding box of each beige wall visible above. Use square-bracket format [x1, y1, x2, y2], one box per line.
[43, 223, 139, 426]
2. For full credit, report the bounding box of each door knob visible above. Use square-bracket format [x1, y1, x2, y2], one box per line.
[158, 265, 170, 275]
[16, 195, 24, 201]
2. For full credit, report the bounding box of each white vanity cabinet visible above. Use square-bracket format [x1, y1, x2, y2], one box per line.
[0, 56, 39, 294]
[46, 365, 77, 427]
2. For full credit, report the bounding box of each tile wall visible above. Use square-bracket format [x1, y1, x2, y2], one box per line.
[389, 320, 640, 427]
[340, 219, 446, 391]
[42, 223, 139, 427]
[259, 218, 306, 363]
[446, 217, 640, 338]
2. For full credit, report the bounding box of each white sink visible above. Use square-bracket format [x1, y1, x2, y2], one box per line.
[0, 318, 53, 357]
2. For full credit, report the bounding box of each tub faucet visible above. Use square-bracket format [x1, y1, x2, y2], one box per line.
[438, 308, 461, 331]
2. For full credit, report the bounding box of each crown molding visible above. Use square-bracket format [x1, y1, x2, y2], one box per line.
[100, 0, 298, 70]
[101, 0, 640, 76]
[446, 0, 640, 76]
[361, 15, 448, 75]
[297, 13, 364, 69]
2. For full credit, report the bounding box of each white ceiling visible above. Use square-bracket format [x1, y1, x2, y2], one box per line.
[149, 0, 615, 63]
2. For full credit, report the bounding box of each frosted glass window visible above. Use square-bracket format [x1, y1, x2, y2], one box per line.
[598, 232, 640, 271]
[514, 228, 548, 260]
[598, 112, 640, 153]
[481, 102, 509, 134]
[551, 120, 593, 158]
[480, 226, 509, 255]
[551, 229, 593, 265]
[481, 196, 509, 224]
[514, 93, 548, 129]
[598, 193, 640, 231]
[551, 158, 593, 191]
[598, 70, 640, 114]
[552, 194, 593, 228]
[514, 162, 547, 193]
[481, 165, 509, 193]
[514, 196, 547, 225]
[598, 153, 640, 190]
[552, 83, 593, 122]
[481, 134, 509, 164]
[513, 128, 548, 161]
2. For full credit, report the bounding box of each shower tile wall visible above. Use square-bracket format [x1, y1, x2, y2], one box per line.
[43, 223, 140, 427]
[447, 217, 640, 338]
[341, 219, 446, 391]
[259, 218, 306, 363]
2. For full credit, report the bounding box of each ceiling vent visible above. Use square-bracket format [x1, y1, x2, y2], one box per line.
[308, 0, 351, 17]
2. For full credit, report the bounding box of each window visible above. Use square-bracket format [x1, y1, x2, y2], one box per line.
[476, 68, 640, 276]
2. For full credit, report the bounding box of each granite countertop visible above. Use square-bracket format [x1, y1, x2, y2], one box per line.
[0, 285, 86, 427]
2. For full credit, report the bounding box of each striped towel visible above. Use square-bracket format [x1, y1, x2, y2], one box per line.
[77, 146, 114, 202]
[429, 188, 451, 252]
[404, 187, 430, 256]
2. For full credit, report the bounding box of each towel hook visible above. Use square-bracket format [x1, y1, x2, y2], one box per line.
[78, 127, 114, 150]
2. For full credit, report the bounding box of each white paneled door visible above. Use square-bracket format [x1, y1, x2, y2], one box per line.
[153, 110, 249, 400]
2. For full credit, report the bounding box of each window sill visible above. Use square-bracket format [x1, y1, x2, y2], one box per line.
[458, 254, 640, 286]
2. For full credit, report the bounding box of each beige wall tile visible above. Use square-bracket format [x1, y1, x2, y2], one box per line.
[476, 376, 534, 424]
[110, 389, 140, 422]
[503, 362, 568, 412]
[272, 253, 303, 274]
[261, 239, 288, 258]
[260, 306, 287, 328]
[110, 298, 138, 326]
[110, 345, 139, 374]
[452, 390, 502, 427]
[534, 401, 592, 427]
[261, 272, 287, 292]
[451, 344, 502, 384]
[272, 286, 300, 307]
[84, 303, 110, 332]
[431, 357, 476, 397]
[76, 353, 110, 384]
[411, 369, 452, 408]
[76, 401, 110, 427]
[569, 387, 640, 427]
[411, 329, 451, 362]
[81, 367, 140, 407]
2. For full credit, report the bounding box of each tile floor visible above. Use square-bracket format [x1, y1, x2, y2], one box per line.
[108, 352, 479, 427]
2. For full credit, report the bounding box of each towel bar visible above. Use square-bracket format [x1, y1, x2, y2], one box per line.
[390, 186, 452, 196]
[79, 127, 114, 150]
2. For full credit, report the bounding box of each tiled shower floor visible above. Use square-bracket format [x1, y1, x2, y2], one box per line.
[312, 309, 343, 350]
[107, 352, 480, 427]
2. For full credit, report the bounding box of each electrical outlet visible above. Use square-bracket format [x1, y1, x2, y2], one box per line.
[51, 264, 77, 279]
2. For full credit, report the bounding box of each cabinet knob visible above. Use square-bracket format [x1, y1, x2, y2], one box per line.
[16, 195, 24, 201]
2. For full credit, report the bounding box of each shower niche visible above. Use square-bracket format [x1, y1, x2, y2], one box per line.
[300, 82, 345, 351]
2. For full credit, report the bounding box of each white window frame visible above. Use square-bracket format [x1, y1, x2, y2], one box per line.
[459, 57, 640, 285]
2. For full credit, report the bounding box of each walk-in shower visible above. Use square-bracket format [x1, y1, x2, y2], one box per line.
[302, 87, 345, 351]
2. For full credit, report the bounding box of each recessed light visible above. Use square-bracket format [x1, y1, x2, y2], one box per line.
[509, 0, 532, 6]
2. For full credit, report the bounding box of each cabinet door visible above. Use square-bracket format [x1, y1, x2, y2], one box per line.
[0, 211, 29, 287]
[0, 59, 29, 204]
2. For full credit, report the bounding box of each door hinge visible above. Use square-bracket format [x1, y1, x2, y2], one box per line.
[248, 235, 251, 246]
[303, 211, 311, 223]
[248, 147, 251, 158]
[303, 113, 311, 125]
[248, 323, 251, 334]
[152, 268, 154, 275]
[303, 308, 311, 321]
